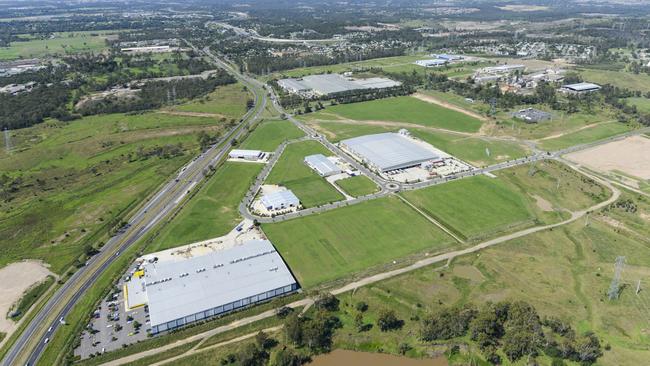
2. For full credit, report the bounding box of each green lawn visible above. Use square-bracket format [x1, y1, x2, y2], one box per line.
[401, 175, 533, 239]
[263, 196, 456, 288]
[239, 120, 305, 151]
[335, 175, 379, 197]
[539, 121, 634, 151]
[306, 96, 483, 133]
[626, 97, 650, 114]
[0, 31, 116, 60]
[149, 162, 263, 252]
[170, 83, 251, 119]
[266, 140, 344, 207]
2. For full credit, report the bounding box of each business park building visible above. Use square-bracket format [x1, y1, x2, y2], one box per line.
[339, 130, 473, 182]
[124, 239, 297, 334]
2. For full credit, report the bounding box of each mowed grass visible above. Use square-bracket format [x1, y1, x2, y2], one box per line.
[308, 121, 529, 167]
[539, 121, 634, 151]
[306, 96, 483, 133]
[401, 160, 609, 240]
[263, 196, 455, 288]
[0, 31, 115, 60]
[170, 83, 251, 119]
[626, 97, 650, 114]
[335, 175, 379, 197]
[239, 120, 305, 151]
[402, 175, 532, 240]
[266, 140, 344, 207]
[148, 162, 263, 252]
[0, 112, 226, 273]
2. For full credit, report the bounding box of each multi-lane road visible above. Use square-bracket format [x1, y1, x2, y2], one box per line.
[2, 43, 267, 366]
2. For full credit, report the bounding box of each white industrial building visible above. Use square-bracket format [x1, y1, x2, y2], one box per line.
[414, 59, 448, 68]
[229, 149, 265, 161]
[260, 189, 300, 211]
[340, 133, 441, 172]
[277, 74, 400, 97]
[481, 64, 526, 74]
[124, 239, 298, 334]
[304, 154, 341, 177]
[560, 82, 601, 94]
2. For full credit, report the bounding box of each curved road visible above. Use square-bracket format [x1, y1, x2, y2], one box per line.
[2, 41, 267, 366]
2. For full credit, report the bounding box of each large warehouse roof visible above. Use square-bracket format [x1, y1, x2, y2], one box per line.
[144, 240, 296, 328]
[278, 74, 400, 96]
[341, 133, 440, 172]
[260, 189, 300, 210]
[562, 82, 601, 92]
[304, 154, 341, 176]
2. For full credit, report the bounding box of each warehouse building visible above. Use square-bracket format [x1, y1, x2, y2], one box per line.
[277, 74, 400, 97]
[560, 82, 601, 94]
[414, 59, 448, 68]
[340, 133, 441, 172]
[127, 239, 298, 334]
[304, 154, 341, 177]
[260, 189, 300, 211]
[229, 149, 265, 161]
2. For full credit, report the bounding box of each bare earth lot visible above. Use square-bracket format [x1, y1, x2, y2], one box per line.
[565, 135, 650, 180]
[0, 261, 53, 334]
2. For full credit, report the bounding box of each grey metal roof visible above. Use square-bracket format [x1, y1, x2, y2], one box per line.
[144, 240, 296, 327]
[278, 74, 400, 96]
[304, 154, 341, 176]
[260, 189, 300, 209]
[229, 149, 263, 158]
[562, 82, 601, 91]
[341, 133, 440, 172]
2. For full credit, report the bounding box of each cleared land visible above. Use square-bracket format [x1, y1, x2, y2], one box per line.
[0, 31, 116, 60]
[148, 162, 263, 252]
[401, 161, 609, 240]
[578, 68, 650, 93]
[263, 196, 456, 288]
[265, 140, 345, 208]
[538, 121, 635, 151]
[238, 120, 305, 151]
[305, 96, 483, 133]
[0, 261, 53, 334]
[335, 175, 379, 197]
[0, 112, 224, 273]
[565, 135, 650, 180]
[168, 83, 250, 119]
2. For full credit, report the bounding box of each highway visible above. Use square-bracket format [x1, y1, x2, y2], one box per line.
[2, 41, 267, 366]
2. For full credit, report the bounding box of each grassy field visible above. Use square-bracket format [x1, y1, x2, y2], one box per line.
[239, 120, 305, 151]
[0, 112, 224, 273]
[329, 191, 650, 365]
[265, 140, 344, 208]
[0, 31, 117, 60]
[335, 175, 379, 197]
[626, 97, 650, 114]
[578, 68, 650, 93]
[303, 96, 483, 133]
[263, 196, 456, 288]
[417, 89, 491, 115]
[148, 162, 263, 253]
[169, 83, 251, 119]
[307, 121, 529, 167]
[538, 121, 635, 151]
[401, 161, 609, 240]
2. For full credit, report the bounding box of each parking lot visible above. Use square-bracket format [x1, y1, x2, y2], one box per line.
[74, 262, 151, 359]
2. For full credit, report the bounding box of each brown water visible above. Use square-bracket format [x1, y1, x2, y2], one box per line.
[309, 349, 449, 366]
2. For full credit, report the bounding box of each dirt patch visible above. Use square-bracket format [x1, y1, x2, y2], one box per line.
[498, 5, 550, 12]
[412, 92, 488, 122]
[565, 135, 650, 180]
[532, 194, 554, 212]
[0, 261, 53, 334]
[309, 117, 474, 137]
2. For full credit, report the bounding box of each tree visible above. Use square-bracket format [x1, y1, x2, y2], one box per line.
[574, 332, 602, 365]
[377, 309, 403, 332]
[355, 301, 368, 312]
[314, 293, 339, 312]
[273, 347, 308, 366]
[237, 342, 268, 366]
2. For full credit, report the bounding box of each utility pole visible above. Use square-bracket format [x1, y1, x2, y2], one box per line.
[636, 279, 642, 295]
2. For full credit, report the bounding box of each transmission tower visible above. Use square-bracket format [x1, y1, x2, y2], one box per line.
[172, 85, 177, 102]
[489, 98, 497, 116]
[608, 256, 626, 300]
[485, 147, 491, 157]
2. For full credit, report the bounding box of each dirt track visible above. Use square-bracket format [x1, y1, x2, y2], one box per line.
[411, 92, 488, 122]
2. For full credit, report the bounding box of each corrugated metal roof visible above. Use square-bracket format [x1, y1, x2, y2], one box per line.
[341, 133, 440, 172]
[278, 74, 400, 96]
[304, 154, 341, 176]
[145, 240, 296, 327]
[563, 82, 601, 91]
[229, 149, 262, 158]
[260, 189, 300, 209]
